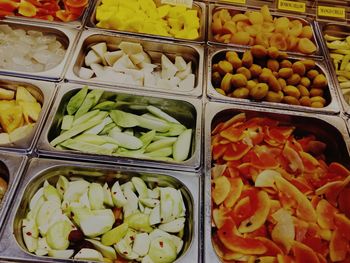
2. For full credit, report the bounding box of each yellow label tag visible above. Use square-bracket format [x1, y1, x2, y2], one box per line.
[278, 0, 306, 13]
[161, 0, 193, 8]
[317, 6, 346, 19]
[224, 0, 246, 4]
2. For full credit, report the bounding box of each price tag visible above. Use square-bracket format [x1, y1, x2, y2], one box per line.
[277, 0, 306, 13]
[224, 0, 246, 4]
[317, 6, 346, 19]
[161, 0, 193, 8]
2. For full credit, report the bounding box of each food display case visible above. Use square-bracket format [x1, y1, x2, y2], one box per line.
[0, 0, 350, 262]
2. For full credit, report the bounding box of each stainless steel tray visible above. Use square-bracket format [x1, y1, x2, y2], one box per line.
[0, 152, 27, 233]
[2, 0, 92, 29]
[208, 3, 322, 58]
[203, 101, 350, 263]
[317, 22, 350, 115]
[37, 83, 202, 171]
[0, 76, 57, 153]
[206, 46, 340, 114]
[86, 0, 206, 44]
[65, 30, 204, 97]
[0, 158, 200, 263]
[0, 20, 79, 82]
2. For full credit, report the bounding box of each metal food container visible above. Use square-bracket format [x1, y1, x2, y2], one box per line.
[37, 83, 202, 171]
[2, 0, 92, 29]
[317, 22, 350, 115]
[0, 158, 200, 263]
[204, 101, 350, 262]
[0, 76, 56, 153]
[0, 20, 78, 82]
[208, 4, 322, 58]
[0, 152, 27, 233]
[65, 31, 204, 97]
[206, 46, 340, 114]
[86, 0, 206, 44]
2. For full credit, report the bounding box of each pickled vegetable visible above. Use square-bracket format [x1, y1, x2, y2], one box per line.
[211, 45, 328, 108]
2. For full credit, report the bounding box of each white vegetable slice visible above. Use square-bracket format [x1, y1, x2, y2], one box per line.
[91, 42, 108, 65]
[119, 42, 143, 55]
[79, 67, 94, 80]
[84, 50, 101, 67]
[178, 73, 195, 91]
[175, 56, 187, 71]
[104, 50, 124, 66]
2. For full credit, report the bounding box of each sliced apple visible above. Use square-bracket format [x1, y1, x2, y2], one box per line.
[114, 239, 139, 260]
[46, 221, 72, 250]
[124, 212, 153, 233]
[78, 209, 115, 237]
[43, 184, 61, 204]
[131, 177, 148, 198]
[148, 237, 177, 263]
[159, 217, 185, 233]
[56, 176, 69, 198]
[47, 249, 74, 259]
[101, 222, 128, 246]
[63, 179, 89, 203]
[74, 248, 104, 261]
[88, 183, 104, 210]
[238, 191, 270, 233]
[22, 218, 38, 252]
[132, 232, 150, 256]
[212, 176, 231, 205]
[111, 181, 127, 208]
[86, 238, 116, 259]
[123, 186, 139, 218]
[149, 204, 161, 226]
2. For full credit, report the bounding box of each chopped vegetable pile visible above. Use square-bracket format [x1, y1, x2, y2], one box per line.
[22, 175, 187, 262]
[50, 87, 193, 162]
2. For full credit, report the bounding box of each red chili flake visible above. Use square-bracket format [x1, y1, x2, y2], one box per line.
[130, 236, 134, 241]
[123, 252, 128, 254]
[26, 232, 32, 236]
[159, 241, 164, 248]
